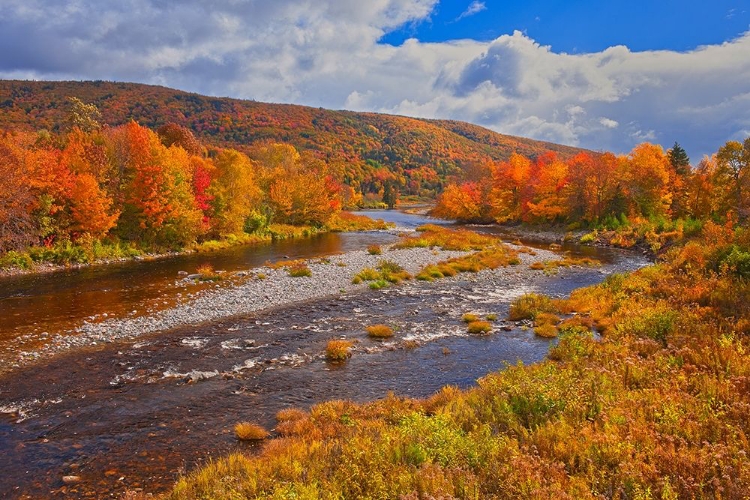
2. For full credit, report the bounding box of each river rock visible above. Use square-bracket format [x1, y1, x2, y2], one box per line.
[62, 475, 81, 485]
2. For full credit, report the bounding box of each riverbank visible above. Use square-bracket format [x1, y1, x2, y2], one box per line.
[0, 213, 391, 279]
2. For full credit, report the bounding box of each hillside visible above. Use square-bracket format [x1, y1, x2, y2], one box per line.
[0, 80, 586, 197]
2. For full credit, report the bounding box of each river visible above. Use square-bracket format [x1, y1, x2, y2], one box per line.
[0, 211, 647, 498]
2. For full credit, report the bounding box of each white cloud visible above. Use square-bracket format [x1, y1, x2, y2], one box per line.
[0, 0, 748, 160]
[456, 1, 486, 22]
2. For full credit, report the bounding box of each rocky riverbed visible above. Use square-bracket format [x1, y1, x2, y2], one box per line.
[10, 242, 566, 370]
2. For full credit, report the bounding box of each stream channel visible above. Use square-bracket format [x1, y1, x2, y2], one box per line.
[0, 211, 648, 498]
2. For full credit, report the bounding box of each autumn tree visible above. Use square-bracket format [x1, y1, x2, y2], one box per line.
[67, 97, 102, 133]
[490, 153, 534, 222]
[527, 153, 569, 221]
[715, 138, 750, 221]
[113, 121, 203, 246]
[621, 143, 672, 218]
[253, 143, 340, 226]
[208, 149, 260, 236]
[0, 137, 36, 251]
[157, 123, 204, 157]
[69, 173, 120, 237]
[685, 156, 718, 220]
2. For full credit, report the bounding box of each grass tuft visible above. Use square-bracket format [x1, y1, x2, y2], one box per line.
[288, 263, 312, 277]
[234, 422, 269, 441]
[325, 340, 354, 362]
[461, 313, 479, 323]
[467, 321, 492, 334]
[366, 324, 394, 338]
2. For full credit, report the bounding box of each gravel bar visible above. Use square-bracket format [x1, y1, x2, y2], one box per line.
[12, 243, 562, 367]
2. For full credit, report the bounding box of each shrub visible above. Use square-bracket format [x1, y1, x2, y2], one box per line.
[234, 422, 269, 441]
[486, 313, 498, 321]
[467, 321, 492, 334]
[534, 312, 561, 326]
[366, 324, 394, 338]
[534, 323, 558, 338]
[508, 293, 556, 321]
[0, 251, 34, 270]
[326, 340, 354, 362]
[579, 231, 597, 244]
[529, 261, 545, 270]
[367, 244, 382, 255]
[616, 305, 678, 345]
[288, 264, 312, 277]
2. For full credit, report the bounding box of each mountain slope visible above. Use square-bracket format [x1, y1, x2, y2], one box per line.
[0, 80, 588, 195]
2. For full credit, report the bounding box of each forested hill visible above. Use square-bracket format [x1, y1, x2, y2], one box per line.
[0, 80, 586, 196]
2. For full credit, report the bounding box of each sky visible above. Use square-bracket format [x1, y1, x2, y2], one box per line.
[1, 0, 749, 161]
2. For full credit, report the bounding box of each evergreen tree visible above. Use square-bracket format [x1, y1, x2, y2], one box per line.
[668, 142, 691, 175]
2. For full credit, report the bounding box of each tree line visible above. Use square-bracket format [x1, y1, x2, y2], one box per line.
[432, 140, 750, 228]
[0, 105, 348, 254]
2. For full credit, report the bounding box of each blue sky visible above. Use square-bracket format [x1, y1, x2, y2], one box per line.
[0, 0, 749, 160]
[383, 1, 750, 52]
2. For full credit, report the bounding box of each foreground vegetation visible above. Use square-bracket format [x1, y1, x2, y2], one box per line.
[168, 222, 749, 499]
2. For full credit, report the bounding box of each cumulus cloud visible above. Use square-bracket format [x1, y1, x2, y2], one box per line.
[0, 0, 748, 160]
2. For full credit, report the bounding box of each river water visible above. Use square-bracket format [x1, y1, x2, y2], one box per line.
[0, 212, 647, 498]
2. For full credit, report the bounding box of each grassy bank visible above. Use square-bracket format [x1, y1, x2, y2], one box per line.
[166, 222, 750, 499]
[0, 212, 391, 275]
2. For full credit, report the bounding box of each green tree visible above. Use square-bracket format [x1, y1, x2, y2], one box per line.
[667, 142, 691, 176]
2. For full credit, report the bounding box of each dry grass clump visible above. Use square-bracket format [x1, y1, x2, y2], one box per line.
[366, 324, 394, 338]
[326, 212, 392, 232]
[394, 224, 499, 251]
[529, 261, 546, 270]
[325, 339, 354, 362]
[234, 422, 269, 441]
[467, 321, 492, 334]
[367, 244, 382, 255]
[353, 260, 411, 287]
[276, 408, 308, 422]
[508, 293, 557, 321]
[267, 258, 306, 269]
[416, 245, 519, 281]
[461, 313, 479, 323]
[196, 264, 223, 281]
[288, 263, 312, 277]
[486, 313, 498, 321]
